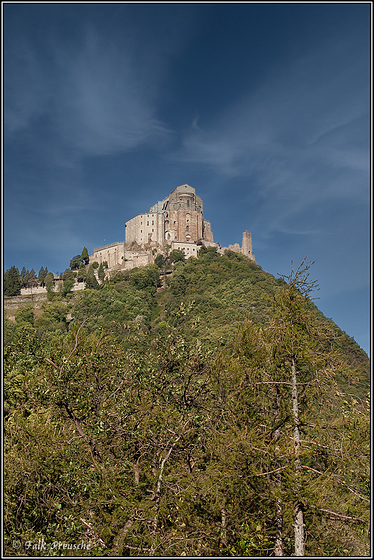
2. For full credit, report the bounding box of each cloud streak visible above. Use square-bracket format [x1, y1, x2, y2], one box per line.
[5, 24, 172, 166]
[173, 38, 369, 230]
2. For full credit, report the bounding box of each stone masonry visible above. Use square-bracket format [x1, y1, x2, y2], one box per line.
[89, 184, 255, 271]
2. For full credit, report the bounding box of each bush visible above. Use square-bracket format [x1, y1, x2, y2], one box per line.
[169, 249, 186, 264]
[15, 305, 34, 326]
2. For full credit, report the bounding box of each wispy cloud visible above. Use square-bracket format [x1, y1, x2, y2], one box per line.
[5, 24, 172, 165]
[54, 28, 171, 157]
[173, 38, 369, 230]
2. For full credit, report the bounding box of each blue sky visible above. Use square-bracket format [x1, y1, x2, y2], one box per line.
[3, 3, 371, 355]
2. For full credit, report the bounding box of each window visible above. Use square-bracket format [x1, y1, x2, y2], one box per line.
[152, 220, 154, 225]
[186, 226, 189, 232]
[187, 200, 190, 207]
[147, 221, 149, 226]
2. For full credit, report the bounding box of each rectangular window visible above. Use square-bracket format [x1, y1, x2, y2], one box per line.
[147, 221, 149, 226]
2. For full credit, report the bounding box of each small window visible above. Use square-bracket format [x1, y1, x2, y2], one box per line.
[186, 226, 189, 232]
[147, 221, 149, 226]
[152, 229, 154, 232]
[152, 220, 154, 225]
[187, 200, 190, 207]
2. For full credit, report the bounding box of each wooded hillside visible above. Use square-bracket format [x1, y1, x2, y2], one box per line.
[4, 251, 370, 556]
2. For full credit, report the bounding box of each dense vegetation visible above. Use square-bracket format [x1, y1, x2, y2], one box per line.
[4, 250, 370, 556]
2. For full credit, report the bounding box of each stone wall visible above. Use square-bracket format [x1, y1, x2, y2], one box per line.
[171, 241, 200, 258]
[125, 213, 164, 246]
[90, 242, 125, 268]
[20, 281, 86, 296]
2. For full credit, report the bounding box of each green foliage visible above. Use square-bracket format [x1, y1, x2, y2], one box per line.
[35, 301, 69, 333]
[81, 247, 89, 265]
[169, 248, 186, 263]
[92, 261, 99, 269]
[85, 267, 100, 290]
[15, 304, 34, 326]
[38, 266, 49, 285]
[45, 272, 56, 301]
[70, 254, 83, 270]
[129, 264, 160, 294]
[77, 267, 87, 283]
[20, 267, 33, 288]
[4, 266, 21, 296]
[98, 263, 105, 282]
[162, 250, 279, 345]
[3, 256, 369, 557]
[63, 268, 76, 282]
[154, 254, 165, 268]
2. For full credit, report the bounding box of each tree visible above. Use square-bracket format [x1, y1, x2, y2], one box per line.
[4, 266, 21, 296]
[34, 300, 69, 332]
[98, 263, 105, 283]
[154, 254, 165, 269]
[77, 267, 87, 283]
[19, 267, 30, 288]
[86, 266, 100, 290]
[15, 304, 34, 326]
[241, 260, 368, 555]
[198, 246, 219, 260]
[70, 255, 83, 270]
[169, 249, 186, 264]
[62, 268, 76, 297]
[38, 266, 48, 286]
[45, 272, 55, 300]
[81, 247, 89, 265]
[129, 264, 160, 293]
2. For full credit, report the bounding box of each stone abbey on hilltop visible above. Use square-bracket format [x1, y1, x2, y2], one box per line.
[89, 184, 255, 270]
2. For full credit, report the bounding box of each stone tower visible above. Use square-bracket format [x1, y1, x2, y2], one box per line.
[164, 184, 203, 243]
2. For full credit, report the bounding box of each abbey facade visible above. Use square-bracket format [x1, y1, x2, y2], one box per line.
[89, 184, 255, 271]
